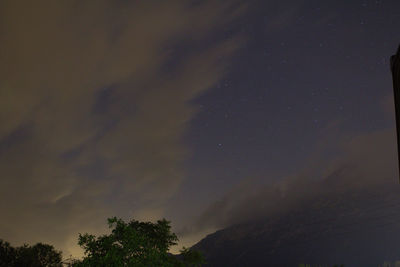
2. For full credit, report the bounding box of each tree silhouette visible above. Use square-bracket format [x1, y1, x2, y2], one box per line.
[73, 217, 205, 266]
[0, 239, 62, 267]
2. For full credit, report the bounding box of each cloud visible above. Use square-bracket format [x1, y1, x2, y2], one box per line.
[182, 121, 398, 238]
[0, 0, 246, 256]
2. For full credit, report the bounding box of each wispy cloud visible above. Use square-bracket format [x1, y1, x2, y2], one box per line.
[0, 0, 246, 256]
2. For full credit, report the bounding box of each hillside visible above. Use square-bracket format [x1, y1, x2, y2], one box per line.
[192, 183, 400, 267]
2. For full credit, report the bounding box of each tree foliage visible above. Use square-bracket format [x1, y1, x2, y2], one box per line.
[0, 239, 62, 267]
[178, 247, 205, 267]
[0, 217, 204, 266]
[74, 217, 205, 267]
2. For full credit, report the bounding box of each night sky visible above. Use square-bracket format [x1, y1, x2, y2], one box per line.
[0, 0, 399, 257]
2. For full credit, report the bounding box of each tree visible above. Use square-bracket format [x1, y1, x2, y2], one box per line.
[178, 247, 205, 267]
[15, 243, 63, 267]
[0, 239, 16, 267]
[0, 239, 62, 267]
[74, 217, 205, 267]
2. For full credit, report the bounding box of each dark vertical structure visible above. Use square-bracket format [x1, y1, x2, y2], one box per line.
[391, 45, 400, 182]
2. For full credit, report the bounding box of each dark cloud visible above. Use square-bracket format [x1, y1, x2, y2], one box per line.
[0, 0, 246, 256]
[179, 121, 398, 241]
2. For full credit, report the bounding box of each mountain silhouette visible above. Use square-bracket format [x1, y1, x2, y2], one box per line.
[192, 182, 400, 267]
